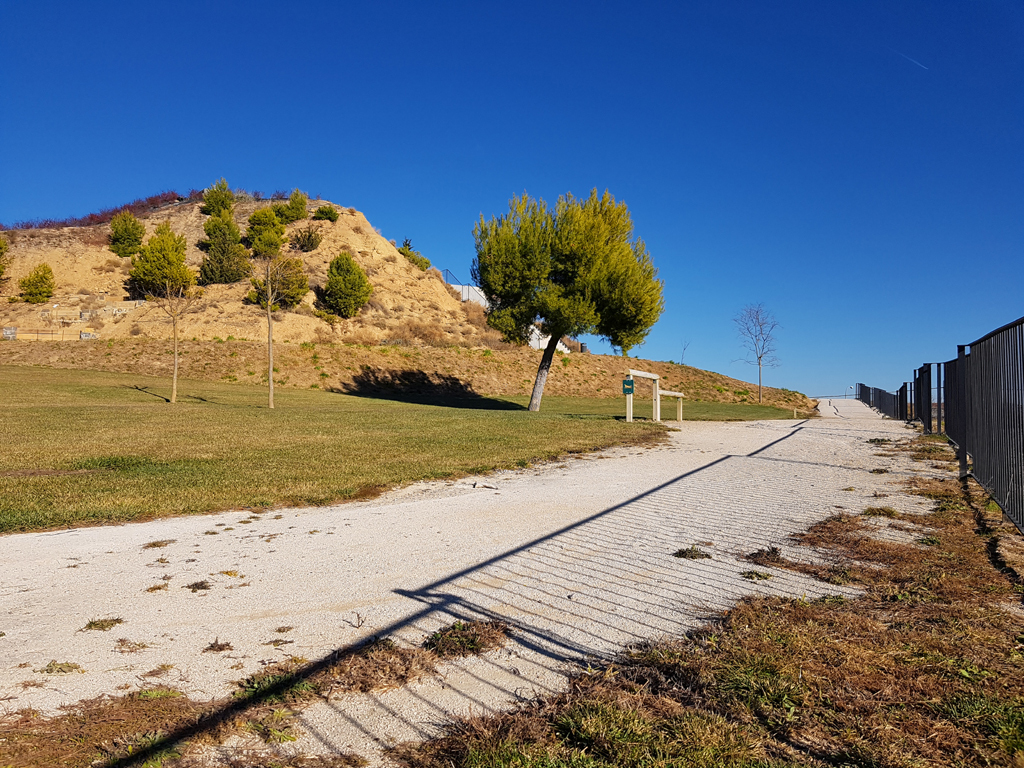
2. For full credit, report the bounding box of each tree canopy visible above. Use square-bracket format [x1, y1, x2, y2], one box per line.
[245, 208, 285, 258]
[129, 222, 194, 297]
[473, 189, 664, 410]
[198, 210, 250, 285]
[19, 263, 55, 304]
[108, 210, 146, 259]
[319, 251, 373, 318]
[200, 178, 234, 217]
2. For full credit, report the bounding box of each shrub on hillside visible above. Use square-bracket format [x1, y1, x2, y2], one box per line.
[0, 235, 10, 283]
[244, 208, 285, 258]
[198, 210, 250, 285]
[129, 222, 191, 297]
[398, 238, 430, 271]
[200, 178, 234, 217]
[272, 190, 309, 225]
[247, 256, 309, 310]
[19, 263, 56, 303]
[318, 251, 373, 319]
[290, 223, 323, 252]
[108, 210, 146, 259]
[311, 205, 339, 222]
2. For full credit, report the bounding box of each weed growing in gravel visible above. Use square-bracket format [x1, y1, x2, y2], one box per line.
[35, 660, 83, 674]
[672, 545, 712, 560]
[82, 617, 124, 632]
[739, 570, 772, 581]
[745, 545, 782, 566]
[142, 539, 176, 549]
[203, 639, 233, 653]
[146, 582, 168, 592]
[862, 506, 898, 518]
[424, 621, 508, 658]
[184, 580, 211, 592]
[114, 638, 148, 654]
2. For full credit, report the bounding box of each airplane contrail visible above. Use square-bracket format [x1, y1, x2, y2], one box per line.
[890, 47, 929, 70]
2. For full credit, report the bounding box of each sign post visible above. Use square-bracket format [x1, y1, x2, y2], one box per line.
[623, 378, 634, 422]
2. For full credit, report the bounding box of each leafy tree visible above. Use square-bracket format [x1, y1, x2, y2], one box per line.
[108, 210, 146, 259]
[198, 210, 250, 285]
[245, 208, 285, 258]
[247, 227, 309, 408]
[200, 178, 234, 217]
[319, 251, 372, 318]
[128, 222, 190, 297]
[473, 189, 664, 411]
[398, 238, 430, 271]
[734, 303, 780, 403]
[0, 234, 10, 284]
[19, 263, 55, 303]
[311, 205, 339, 222]
[272, 190, 309, 225]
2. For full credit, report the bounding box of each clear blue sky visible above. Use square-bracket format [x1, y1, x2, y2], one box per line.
[2, 1, 1021, 397]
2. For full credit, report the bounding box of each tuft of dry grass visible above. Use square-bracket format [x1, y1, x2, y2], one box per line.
[423, 620, 508, 659]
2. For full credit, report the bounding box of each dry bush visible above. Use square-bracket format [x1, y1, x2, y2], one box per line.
[77, 287, 92, 296]
[397, 319, 448, 347]
[341, 328, 379, 346]
[462, 301, 488, 330]
[93, 258, 122, 274]
[444, 283, 461, 302]
[129, 324, 143, 336]
[352, 225, 364, 235]
[87, 317, 105, 330]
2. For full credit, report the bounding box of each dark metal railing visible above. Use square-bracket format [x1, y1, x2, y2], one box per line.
[857, 314, 1024, 534]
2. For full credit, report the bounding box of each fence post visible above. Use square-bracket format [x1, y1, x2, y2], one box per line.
[937, 363, 943, 434]
[956, 345, 968, 479]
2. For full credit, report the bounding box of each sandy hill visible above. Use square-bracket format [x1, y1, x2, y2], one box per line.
[0, 197, 814, 411]
[0, 197, 497, 348]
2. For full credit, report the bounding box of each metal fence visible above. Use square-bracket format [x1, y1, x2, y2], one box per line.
[857, 314, 1024, 534]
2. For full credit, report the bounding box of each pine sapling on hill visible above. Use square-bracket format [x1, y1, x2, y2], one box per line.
[311, 205, 339, 222]
[245, 208, 285, 257]
[19, 263, 56, 303]
[200, 178, 234, 217]
[398, 238, 430, 271]
[108, 210, 146, 259]
[198, 210, 250, 285]
[319, 251, 373, 318]
[272, 190, 309, 225]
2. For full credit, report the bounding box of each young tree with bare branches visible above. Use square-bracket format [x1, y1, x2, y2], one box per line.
[734, 303, 780, 403]
[130, 222, 202, 403]
[153, 281, 203, 403]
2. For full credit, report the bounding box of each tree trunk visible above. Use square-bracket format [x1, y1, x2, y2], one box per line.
[171, 314, 179, 404]
[528, 333, 561, 412]
[758, 362, 762, 404]
[267, 301, 274, 410]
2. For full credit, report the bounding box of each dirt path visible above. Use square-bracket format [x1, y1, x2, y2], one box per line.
[0, 400, 928, 765]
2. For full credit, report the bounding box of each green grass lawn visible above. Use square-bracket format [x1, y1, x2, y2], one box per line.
[0, 365, 795, 533]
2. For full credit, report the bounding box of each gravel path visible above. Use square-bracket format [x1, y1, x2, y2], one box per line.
[0, 399, 930, 765]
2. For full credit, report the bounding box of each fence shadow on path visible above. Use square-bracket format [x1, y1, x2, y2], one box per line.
[104, 422, 868, 766]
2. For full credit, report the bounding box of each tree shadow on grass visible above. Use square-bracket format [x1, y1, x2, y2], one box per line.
[330, 368, 524, 410]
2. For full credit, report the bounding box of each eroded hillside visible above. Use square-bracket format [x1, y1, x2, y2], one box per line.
[0, 198, 499, 348]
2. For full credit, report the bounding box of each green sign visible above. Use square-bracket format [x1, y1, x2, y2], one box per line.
[622, 379, 634, 395]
